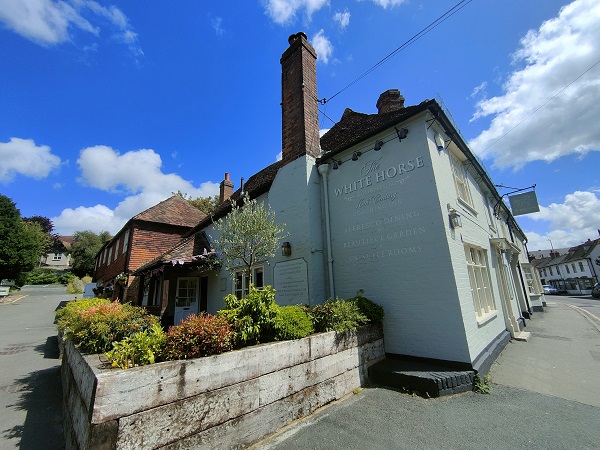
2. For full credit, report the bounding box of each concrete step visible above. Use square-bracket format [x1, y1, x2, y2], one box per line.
[369, 358, 475, 398]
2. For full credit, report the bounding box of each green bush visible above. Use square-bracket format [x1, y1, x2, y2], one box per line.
[58, 271, 75, 285]
[310, 298, 369, 333]
[66, 276, 84, 294]
[56, 299, 159, 353]
[164, 313, 234, 360]
[274, 305, 314, 341]
[350, 290, 385, 324]
[219, 285, 279, 346]
[24, 268, 60, 285]
[105, 324, 166, 369]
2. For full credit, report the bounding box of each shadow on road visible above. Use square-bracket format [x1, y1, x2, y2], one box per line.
[2, 338, 64, 449]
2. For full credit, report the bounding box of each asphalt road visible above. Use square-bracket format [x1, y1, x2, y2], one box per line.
[0, 285, 71, 450]
[255, 296, 600, 450]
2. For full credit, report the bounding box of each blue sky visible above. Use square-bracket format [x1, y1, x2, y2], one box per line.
[1, 0, 599, 251]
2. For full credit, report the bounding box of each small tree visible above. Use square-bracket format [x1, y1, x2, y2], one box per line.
[0, 195, 49, 282]
[174, 191, 220, 215]
[71, 230, 111, 277]
[213, 194, 288, 281]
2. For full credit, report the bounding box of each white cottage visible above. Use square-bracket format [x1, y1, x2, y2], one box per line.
[135, 32, 544, 373]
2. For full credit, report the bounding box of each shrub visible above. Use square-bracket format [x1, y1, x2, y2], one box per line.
[274, 305, 314, 341]
[66, 275, 84, 294]
[24, 268, 60, 285]
[350, 290, 385, 324]
[219, 285, 278, 346]
[164, 313, 234, 360]
[310, 298, 368, 333]
[58, 271, 75, 285]
[56, 299, 159, 353]
[105, 324, 166, 369]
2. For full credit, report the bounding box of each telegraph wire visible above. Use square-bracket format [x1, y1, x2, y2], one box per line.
[320, 0, 475, 105]
[478, 58, 600, 159]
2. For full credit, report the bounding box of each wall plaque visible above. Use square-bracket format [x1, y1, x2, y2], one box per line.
[274, 258, 309, 305]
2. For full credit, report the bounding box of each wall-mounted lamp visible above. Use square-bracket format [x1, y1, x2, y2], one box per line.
[352, 151, 362, 161]
[448, 208, 462, 229]
[374, 140, 384, 151]
[281, 242, 292, 257]
[332, 159, 342, 170]
[434, 132, 445, 151]
[395, 127, 409, 141]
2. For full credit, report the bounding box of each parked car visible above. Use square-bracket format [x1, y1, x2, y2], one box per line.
[592, 283, 600, 299]
[543, 285, 558, 295]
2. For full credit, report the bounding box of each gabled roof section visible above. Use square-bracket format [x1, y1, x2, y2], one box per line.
[132, 194, 206, 228]
[134, 231, 215, 274]
[319, 101, 431, 158]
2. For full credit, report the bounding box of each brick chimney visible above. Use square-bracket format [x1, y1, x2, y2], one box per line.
[219, 172, 234, 204]
[376, 89, 405, 114]
[280, 32, 320, 163]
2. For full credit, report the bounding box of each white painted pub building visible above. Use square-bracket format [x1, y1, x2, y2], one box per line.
[134, 33, 545, 373]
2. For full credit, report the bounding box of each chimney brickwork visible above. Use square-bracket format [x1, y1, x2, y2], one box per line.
[219, 172, 234, 204]
[280, 32, 320, 163]
[376, 89, 405, 114]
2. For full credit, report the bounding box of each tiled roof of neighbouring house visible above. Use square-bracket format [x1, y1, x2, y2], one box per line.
[319, 101, 432, 157]
[133, 194, 207, 228]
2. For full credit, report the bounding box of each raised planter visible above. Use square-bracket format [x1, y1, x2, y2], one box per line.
[61, 325, 384, 449]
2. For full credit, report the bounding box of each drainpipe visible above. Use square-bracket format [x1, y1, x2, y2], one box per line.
[318, 164, 335, 298]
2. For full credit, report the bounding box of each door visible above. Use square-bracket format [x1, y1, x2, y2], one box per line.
[174, 277, 199, 325]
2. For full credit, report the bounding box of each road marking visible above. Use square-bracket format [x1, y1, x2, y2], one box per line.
[567, 304, 600, 332]
[0, 295, 27, 304]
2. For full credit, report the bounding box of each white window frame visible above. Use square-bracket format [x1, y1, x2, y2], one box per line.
[123, 230, 130, 254]
[464, 245, 496, 321]
[233, 265, 264, 299]
[113, 239, 119, 261]
[52, 253, 62, 261]
[449, 151, 474, 208]
[522, 263, 542, 295]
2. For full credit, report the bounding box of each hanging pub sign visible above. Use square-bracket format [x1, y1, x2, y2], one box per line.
[509, 191, 540, 216]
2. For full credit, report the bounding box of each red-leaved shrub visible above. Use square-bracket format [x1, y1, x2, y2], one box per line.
[164, 313, 235, 360]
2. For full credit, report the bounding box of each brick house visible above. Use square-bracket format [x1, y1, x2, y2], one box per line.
[93, 195, 206, 302]
[132, 32, 545, 374]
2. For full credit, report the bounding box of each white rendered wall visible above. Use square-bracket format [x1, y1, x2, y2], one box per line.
[323, 116, 470, 363]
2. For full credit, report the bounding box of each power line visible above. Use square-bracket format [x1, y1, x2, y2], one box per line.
[478, 58, 600, 158]
[321, 0, 475, 105]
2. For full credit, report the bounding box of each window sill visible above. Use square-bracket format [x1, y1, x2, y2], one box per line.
[477, 311, 498, 327]
[458, 198, 478, 216]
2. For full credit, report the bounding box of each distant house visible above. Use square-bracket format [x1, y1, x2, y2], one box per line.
[39, 236, 73, 270]
[92, 195, 206, 303]
[532, 238, 600, 294]
[131, 32, 545, 374]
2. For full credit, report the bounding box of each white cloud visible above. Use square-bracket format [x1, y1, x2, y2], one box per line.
[469, 0, 600, 169]
[469, 81, 487, 100]
[367, 0, 408, 9]
[262, 0, 329, 25]
[0, 137, 61, 182]
[50, 145, 220, 235]
[311, 29, 333, 64]
[333, 9, 350, 29]
[523, 190, 600, 249]
[212, 16, 224, 36]
[0, 0, 142, 60]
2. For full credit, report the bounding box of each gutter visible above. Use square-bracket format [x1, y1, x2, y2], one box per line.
[318, 163, 335, 298]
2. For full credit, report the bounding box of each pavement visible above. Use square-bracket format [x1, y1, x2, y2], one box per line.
[255, 300, 600, 450]
[1, 289, 599, 450]
[0, 285, 71, 450]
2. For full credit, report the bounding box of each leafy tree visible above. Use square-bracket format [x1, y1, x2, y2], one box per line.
[23, 215, 65, 253]
[0, 195, 49, 282]
[70, 230, 111, 277]
[173, 191, 220, 215]
[213, 194, 288, 279]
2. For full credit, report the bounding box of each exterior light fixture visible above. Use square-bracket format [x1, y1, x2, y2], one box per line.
[374, 140, 384, 151]
[395, 127, 409, 141]
[281, 242, 292, 256]
[449, 208, 462, 229]
[352, 151, 362, 161]
[434, 132, 445, 151]
[332, 160, 340, 170]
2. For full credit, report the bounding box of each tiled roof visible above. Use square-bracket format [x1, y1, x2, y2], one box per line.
[135, 231, 213, 273]
[185, 159, 286, 237]
[133, 195, 206, 228]
[319, 101, 431, 157]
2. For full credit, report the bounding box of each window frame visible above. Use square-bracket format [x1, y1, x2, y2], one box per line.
[449, 151, 474, 209]
[464, 244, 496, 322]
[233, 265, 265, 299]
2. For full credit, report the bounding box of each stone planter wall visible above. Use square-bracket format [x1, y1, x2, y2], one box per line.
[61, 325, 385, 450]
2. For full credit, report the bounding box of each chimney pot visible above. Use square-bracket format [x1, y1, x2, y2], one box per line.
[376, 89, 405, 114]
